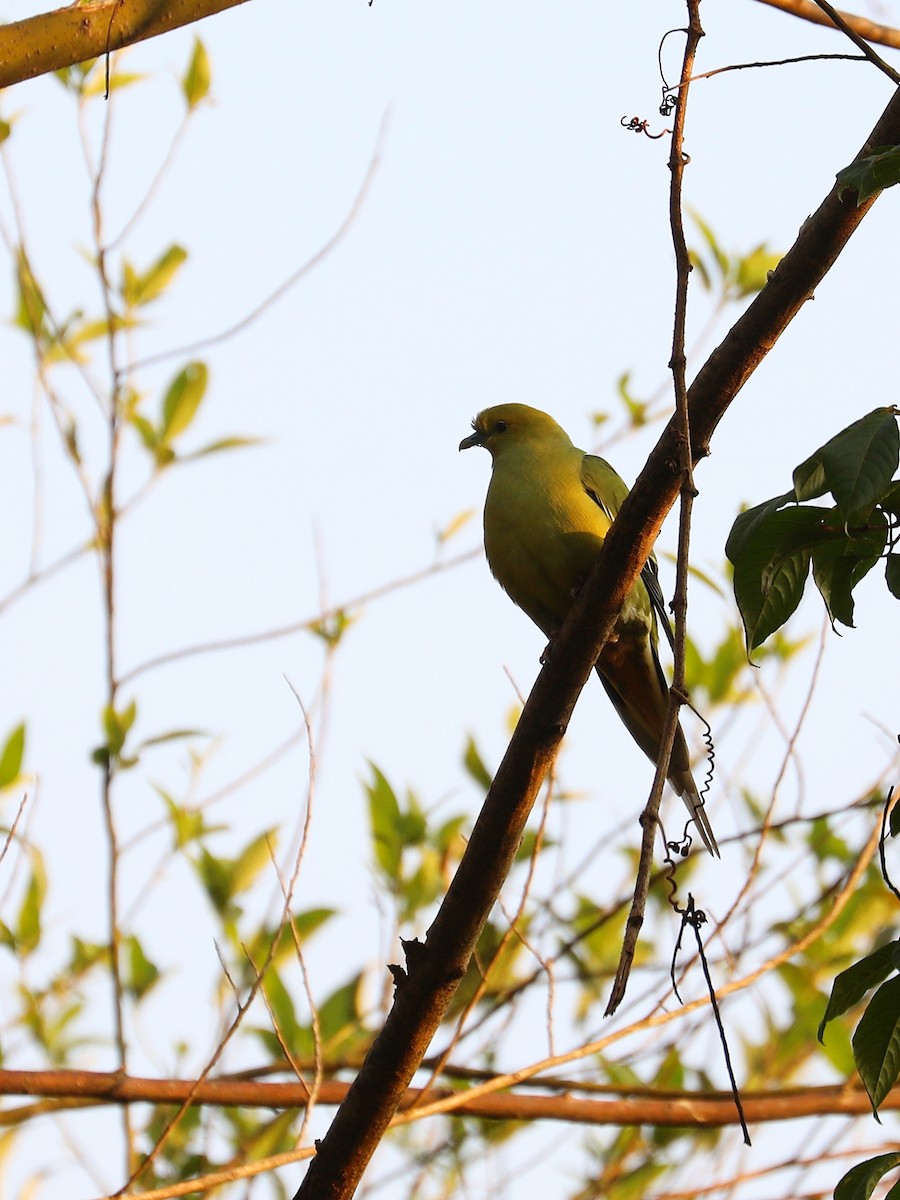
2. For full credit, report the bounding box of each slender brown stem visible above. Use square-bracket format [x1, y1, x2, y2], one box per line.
[86, 84, 133, 1174]
[605, 0, 704, 1018]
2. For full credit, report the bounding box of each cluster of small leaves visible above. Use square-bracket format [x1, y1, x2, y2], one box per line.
[726, 408, 900, 653]
[366, 763, 468, 925]
[821, 797, 900, 1200]
[689, 211, 782, 305]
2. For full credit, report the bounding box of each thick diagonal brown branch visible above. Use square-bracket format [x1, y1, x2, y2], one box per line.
[292, 75, 900, 1200]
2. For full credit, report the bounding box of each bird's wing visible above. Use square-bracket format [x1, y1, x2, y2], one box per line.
[580, 454, 674, 648]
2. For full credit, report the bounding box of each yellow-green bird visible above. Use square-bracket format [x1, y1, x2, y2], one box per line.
[460, 402, 718, 857]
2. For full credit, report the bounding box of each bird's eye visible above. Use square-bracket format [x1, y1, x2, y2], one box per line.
[494, 420, 509, 433]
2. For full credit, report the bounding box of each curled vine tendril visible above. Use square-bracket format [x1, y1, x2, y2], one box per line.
[620, 116, 670, 140]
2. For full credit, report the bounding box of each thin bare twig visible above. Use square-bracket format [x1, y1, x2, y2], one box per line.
[128, 113, 389, 375]
[605, 0, 704, 1018]
[811, 0, 900, 84]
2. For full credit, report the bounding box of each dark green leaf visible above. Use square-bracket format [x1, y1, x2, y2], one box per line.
[886, 555, 900, 601]
[725, 492, 795, 563]
[837, 145, 900, 203]
[182, 38, 211, 109]
[879, 480, 900, 516]
[0, 723, 25, 789]
[890, 796, 900, 839]
[726, 502, 822, 652]
[835, 1151, 900, 1200]
[820, 408, 899, 520]
[852, 973, 900, 1112]
[161, 361, 208, 441]
[819, 941, 899, 1041]
[792, 454, 829, 503]
[811, 513, 887, 627]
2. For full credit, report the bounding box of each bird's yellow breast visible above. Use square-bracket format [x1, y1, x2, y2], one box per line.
[483, 443, 611, 637]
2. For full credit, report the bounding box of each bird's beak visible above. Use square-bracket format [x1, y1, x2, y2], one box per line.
[459, 430, 485, 452]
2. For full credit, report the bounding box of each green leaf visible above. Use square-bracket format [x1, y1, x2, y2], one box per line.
[837, 144, 900, 203]
[181, 435, 265, 461]
[811, 513, 887, 628]
[0, 724, 25, 789]
[819, 941, 900, 1041]
[725, 492, 795, 563]
[82, 70, 145, 98]
[793, 409, 900, 519]
[726, 501, 821, 652]
[159, 789, 223, 849]
[124, 934, 161, 1000]
[734, 245, 781, 297]
[16, 861, 46, 956]
[0, 119, 11, 145]
[182, 38, 211, 109]
[317, 974, 365, 1051]
[689, 210, 730, 281]
[820, 408, 899, 520]
[852, 973, 900, 1113]
[231, 829, 277, 895]
[14, 247, 48, 338]
[366, 764, 403, 878]
[886, 555, 900, 601]
[463, 734, 493, 790]
[260, 967, 301, 1046]
[129, 413, 159, 453]
[792, 454, 829, 503]
[616, 371, 649, 426]
[835, 1151, 900, 1200]
[293, 906, 336, 940]
[100, 701, 136, 758]
[122, 245, 187, 308]
[160, 361, 208, 441]
[137, 728, 206, 751]
[195, 848, 234, 915]
[879, 480, 900, 516]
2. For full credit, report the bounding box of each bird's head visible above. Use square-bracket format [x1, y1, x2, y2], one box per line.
[459, 403, 567, 458]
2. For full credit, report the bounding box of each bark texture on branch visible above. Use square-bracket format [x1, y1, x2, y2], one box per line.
[0, 0, 252, 90]
[0, 1068, 895, 1129]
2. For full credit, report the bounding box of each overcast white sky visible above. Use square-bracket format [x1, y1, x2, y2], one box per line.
[1, 2, 899, 1195]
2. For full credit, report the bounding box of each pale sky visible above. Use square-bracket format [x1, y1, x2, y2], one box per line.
[1, 2, 899, 1195]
